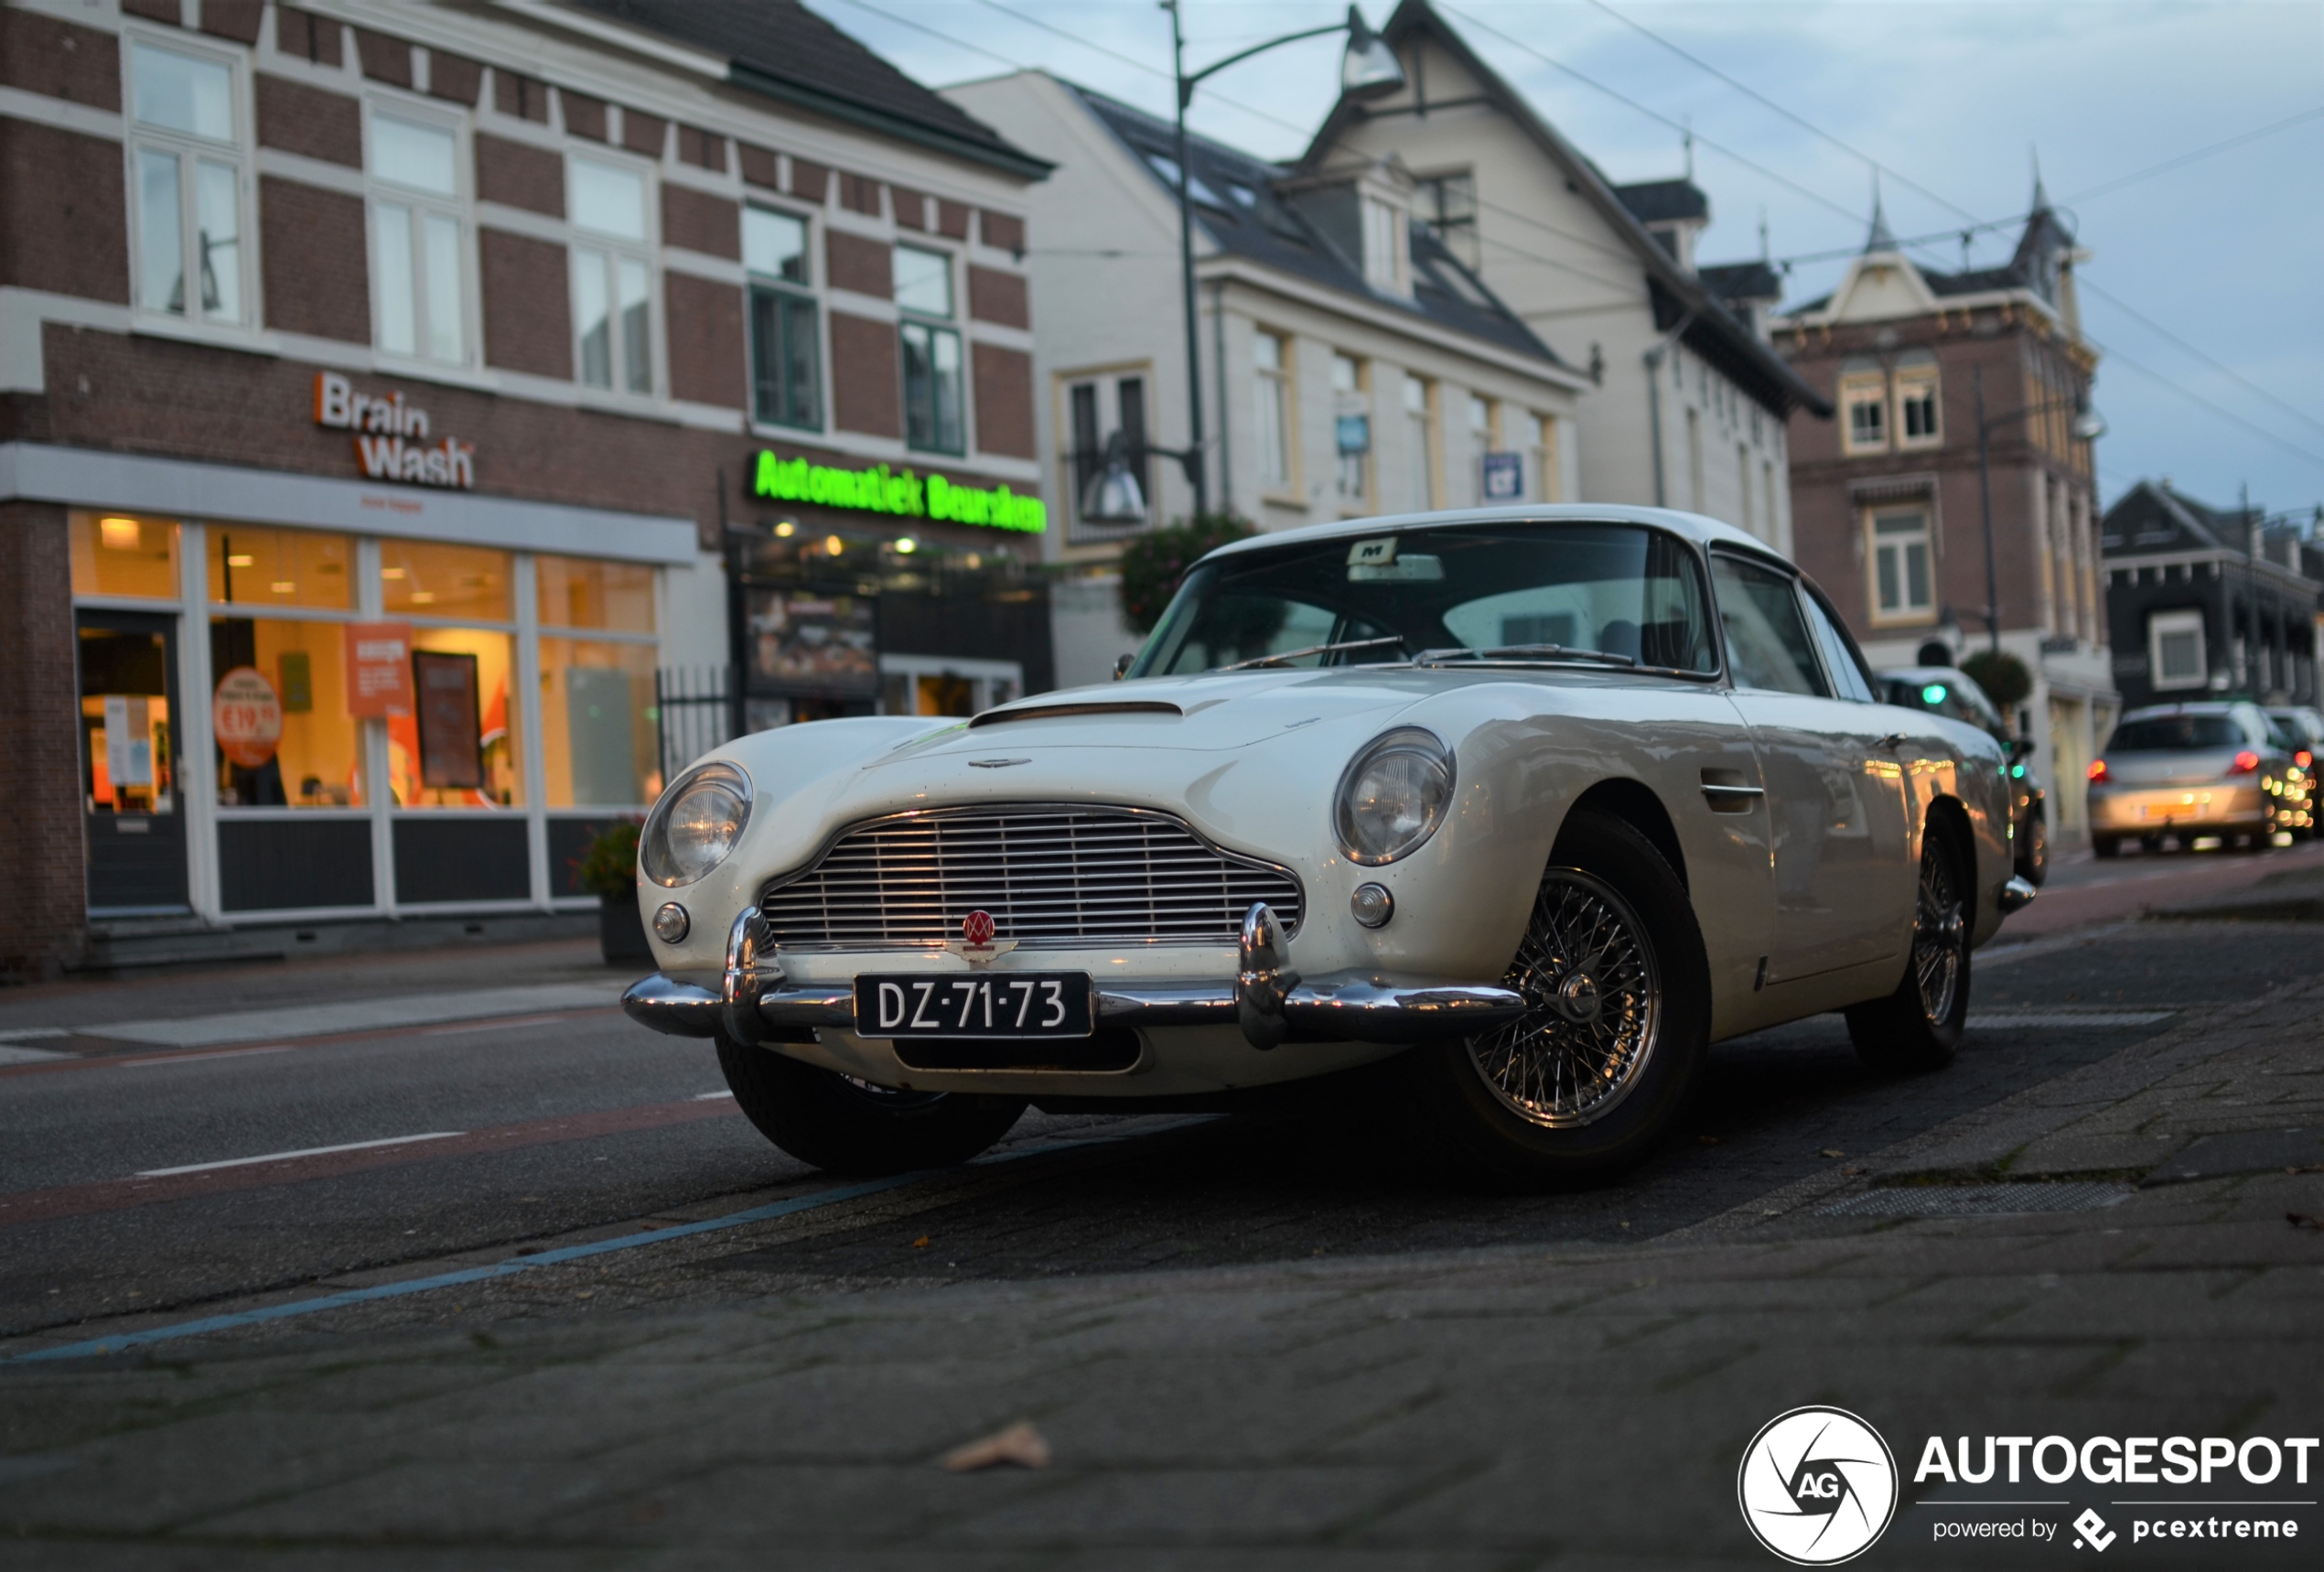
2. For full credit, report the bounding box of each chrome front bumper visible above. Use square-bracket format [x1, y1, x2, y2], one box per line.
[621, 903, 1526, 1051]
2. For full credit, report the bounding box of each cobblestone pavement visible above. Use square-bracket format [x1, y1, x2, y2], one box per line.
[2, 921, 2321, 1568]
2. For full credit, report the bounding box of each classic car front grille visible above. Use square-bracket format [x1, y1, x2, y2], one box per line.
[758, 806, 1302, 949]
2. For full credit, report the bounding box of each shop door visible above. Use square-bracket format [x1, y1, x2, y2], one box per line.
[78, 611, 189, 914]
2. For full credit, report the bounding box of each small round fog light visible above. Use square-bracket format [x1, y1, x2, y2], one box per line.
[652, 902, 690, 944]
[1350, 882, 1394, 930]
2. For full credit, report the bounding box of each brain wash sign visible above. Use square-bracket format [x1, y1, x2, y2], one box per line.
[752, 451, 1045, 533]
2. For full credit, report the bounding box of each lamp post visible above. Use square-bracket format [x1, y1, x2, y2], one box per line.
[1972, 363, 2106, 653]
[1161, 3, 1404, 520]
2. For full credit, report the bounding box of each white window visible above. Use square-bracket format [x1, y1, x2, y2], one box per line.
[1840, 361, 1888, 454]
[1896, 353, 1941, 447]
[1362, 197, 1406, 295]
[1253, 331, 1293, 490]
[1332, 351, 1369, 504]
[895, 245, 963, 455]
[1738, 444, 1755, 538]
[1685, 406, 1704, 511]
[368, 112, 467, 363]
[127, 39, 248, 325]
[745, 206, 820, 430]
[2149, 608, 2208, 690]
[1521, 412, 1555, 502]
[1466, 393, 1495, 505]
[569, 157, 653, 394]
[1868, 507, 1934, 622]
[1403, 375, 1436, 511]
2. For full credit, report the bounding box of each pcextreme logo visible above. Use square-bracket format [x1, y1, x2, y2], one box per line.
[1738, 1406, 1900, 1565]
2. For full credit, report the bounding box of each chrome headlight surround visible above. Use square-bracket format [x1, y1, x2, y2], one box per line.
[640, 760, 754, 888]
[1334, 727, 1455, 867]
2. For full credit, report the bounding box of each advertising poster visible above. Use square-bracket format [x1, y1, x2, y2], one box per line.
[210, 668, 281, 771]
[344, 621, 415, 716]
[746, 588, 878, 698]
[412, 649, 482, 790]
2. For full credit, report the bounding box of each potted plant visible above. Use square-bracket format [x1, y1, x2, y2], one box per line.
[573, 818, 650, 964]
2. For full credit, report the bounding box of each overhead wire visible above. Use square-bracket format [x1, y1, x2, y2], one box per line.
[2084, 334, 2324, 475]
[2079, 281, 2324, 444]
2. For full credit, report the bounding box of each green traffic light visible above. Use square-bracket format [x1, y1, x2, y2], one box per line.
[1921, 684, 1947, 705]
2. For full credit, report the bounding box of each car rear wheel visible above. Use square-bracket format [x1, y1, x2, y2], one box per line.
[715, 1034, 1027, 1176]
[1845, 821, 1971, 1073]
[1404, 808, 1710, 1188]
[2017, 808, 2049, 886]
[2093, 834, 2122, 859]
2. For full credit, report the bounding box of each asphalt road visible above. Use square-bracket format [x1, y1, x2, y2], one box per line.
[0, 839, 2313, 1347]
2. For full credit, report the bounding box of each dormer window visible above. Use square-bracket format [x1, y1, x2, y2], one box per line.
[1362, 196, 1408, 295]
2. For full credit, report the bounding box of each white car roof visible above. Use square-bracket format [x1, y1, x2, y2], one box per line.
[1200, 504, 1789, 565]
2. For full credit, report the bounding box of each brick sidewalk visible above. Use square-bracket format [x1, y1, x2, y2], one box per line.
[3, 957, 2320, 1567]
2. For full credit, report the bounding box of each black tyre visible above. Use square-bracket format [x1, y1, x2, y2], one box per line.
[1404, 807, 1711, 1188]
[2017, 808, 2049, 887]
[715, 1034, 1026, 1176]
[1845, 820, 1971, 1074]
[2093, 834, 2122, 859]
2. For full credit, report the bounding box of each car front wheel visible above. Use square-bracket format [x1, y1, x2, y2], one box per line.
[715, 1034, 1027, 1176]
[1404, 808, 1711, 1188]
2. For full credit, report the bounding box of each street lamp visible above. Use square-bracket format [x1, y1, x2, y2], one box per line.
[1973, 363, 2106, 652]
[1163, 3, 1404, 517]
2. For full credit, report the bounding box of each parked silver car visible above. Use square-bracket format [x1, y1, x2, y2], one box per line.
[2088, 702, 2293, 856]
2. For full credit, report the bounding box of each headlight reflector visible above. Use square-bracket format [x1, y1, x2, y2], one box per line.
[640, 761, 753, 887]
[1335, 728, 1454, 866]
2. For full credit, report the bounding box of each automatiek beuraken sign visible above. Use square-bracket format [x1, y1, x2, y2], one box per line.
[314, 372, 476, 490]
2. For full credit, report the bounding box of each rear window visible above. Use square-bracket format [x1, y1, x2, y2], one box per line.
[2107, 716, 2243, 752]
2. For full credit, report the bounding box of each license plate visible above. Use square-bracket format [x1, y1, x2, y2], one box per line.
[854, 973, 1093, 1039]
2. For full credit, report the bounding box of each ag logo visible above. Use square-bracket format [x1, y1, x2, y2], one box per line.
[1738, 1406, 1898, 1565]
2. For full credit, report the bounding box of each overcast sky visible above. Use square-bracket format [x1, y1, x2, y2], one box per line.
[804, 0, 2324, 522]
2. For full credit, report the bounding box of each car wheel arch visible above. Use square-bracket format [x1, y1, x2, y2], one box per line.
[1921, 794, 1978, 921]
[1558, 777, 1687, 891]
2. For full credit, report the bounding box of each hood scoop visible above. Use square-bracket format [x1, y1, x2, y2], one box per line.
[969, 699, 1184, 728]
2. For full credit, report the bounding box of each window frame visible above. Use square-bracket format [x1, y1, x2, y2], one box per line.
[1331, 350, 1372, 510]
[363, 99, 476, 368]
[895, 242, 965, 456]
[1403, 372, 1438, 512]
[1865, 505, 1937, 626]
[1840, 371, 1889, 455]
[123, 30, 256, 332]
[2148, 607, 2209, 692]
[1253, 328, 1298, 497]
[1895, 357, 1942, 449]
[566, 151, 661, 399]
[743, 201, 823, 432]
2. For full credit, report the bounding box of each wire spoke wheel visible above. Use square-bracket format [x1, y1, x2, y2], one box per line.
[1910, 839, 1965, 1027]
[1466, 867, 1662, 1128]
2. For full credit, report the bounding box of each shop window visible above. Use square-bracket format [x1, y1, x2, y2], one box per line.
[381, 541, 511, 620]
[570, 157, 653, 394]
[1867, 507, 1934, 623]
[206, 528, 353, 610]
[70, 513, 180, 599]
[896, 245, 963, 454]
[209, 617, 364, 807]
[389, 628, 522, 807]
[540, 638, 661, 806]
[746, 205, 821, 430]
[1253, 331, 1294, 490]
[1403, 375, 1436, 511]
[369, 112, 468, 364]
[1332, 351, 1370, 505]
[537, 555, 655, 633]
[128, 39, 247, 325]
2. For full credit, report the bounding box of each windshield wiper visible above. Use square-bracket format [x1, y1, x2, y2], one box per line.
[1414, 643, 1638, 669]
[1221, 636, 1408, 672]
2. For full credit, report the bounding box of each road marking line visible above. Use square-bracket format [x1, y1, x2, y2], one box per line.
[421, 1014, 584, 1037]
[1, 1117, 1218, 1365]
[137, 1133, 467, 1179]
[117, 1046, 294, 1067]
[691, 1090, 735, 1101]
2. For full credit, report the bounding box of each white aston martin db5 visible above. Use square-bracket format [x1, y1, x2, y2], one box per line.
[624, 506, 2034, 1184]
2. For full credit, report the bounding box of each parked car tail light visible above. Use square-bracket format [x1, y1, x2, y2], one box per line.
[2087, 759, 2109, 783]
[2230, 750, 2261, 775]
[2297, 749, 2313, 770]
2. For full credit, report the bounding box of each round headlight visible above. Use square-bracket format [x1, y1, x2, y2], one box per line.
[1335, 728, 1454, 866]
[640, 761, 753, 888]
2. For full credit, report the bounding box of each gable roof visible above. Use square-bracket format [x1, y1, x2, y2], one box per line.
[2103, 480, 2253, 556]
[1699, 261, 1781, 307]
[568, 0, 1049, 179]
[1066, 82, 1570, 371]
[1789, 188, 2077, 318]
[1614, 178, 1709, 225]
[1298, 0, 1827, 418]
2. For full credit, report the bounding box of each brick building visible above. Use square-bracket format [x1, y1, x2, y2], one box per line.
[0, 0, 1049, 978]
[1776, 191, 2115, 839]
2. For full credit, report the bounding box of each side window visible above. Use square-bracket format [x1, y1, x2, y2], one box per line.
[1800, 589, 1876, 703]
[1710, 555, 1829, 697]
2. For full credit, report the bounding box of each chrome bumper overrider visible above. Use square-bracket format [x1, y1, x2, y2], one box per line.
[620, 902, 1526, 1050]
[1997, 875, 2038, 916]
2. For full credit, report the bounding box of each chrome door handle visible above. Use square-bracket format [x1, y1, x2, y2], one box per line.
[1699, 770, 1765, 814]
[1875, 733, 1906, 749]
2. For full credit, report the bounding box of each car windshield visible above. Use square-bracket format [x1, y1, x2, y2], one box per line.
[1131, 523, 1719, 678]
[2108, 716, 2243, 752]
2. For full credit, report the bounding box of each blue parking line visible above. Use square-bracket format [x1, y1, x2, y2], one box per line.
[3, 1119, 1209, 1366]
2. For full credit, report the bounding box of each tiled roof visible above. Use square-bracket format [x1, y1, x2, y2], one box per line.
[570, 0, 1041, 176]
[1070, 85, 1565, 370]
[2103, 481, 2251, 555]
[1614, 178, 1709, 224]
[1699, 261, 1781, 306]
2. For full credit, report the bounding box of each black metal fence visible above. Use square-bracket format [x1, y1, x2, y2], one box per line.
[654, 666, 737, 787]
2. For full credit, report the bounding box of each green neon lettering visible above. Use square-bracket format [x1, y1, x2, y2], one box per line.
[749, 453, 1042, 533]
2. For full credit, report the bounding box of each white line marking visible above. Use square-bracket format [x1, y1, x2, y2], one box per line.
[422, 1014, 577, 1036]
[1970, 1010, 2174, 1028]
[118, 1046, 295, 1067]
[137, 1132, 466, 1178]
[0, 1028, 71, 1042]
[691, 1090, 735, 1101]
